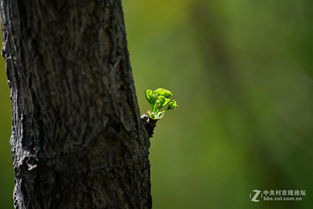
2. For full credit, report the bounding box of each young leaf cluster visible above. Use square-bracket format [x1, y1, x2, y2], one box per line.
[145, 88, 178, 120]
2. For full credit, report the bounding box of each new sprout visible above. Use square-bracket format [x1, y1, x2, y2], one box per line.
[145, 88, 178, 120]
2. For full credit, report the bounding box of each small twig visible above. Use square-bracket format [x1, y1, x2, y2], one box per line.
[141, 114, 158, 137]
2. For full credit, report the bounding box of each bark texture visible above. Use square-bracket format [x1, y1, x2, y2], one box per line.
[0, 1, 152, 209]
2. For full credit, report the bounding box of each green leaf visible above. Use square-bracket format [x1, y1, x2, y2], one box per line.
[163, 97, 171, 107]
[146, 89, 158, 105]
[145, 89, 158, 105]
[154, 88, 173, 98]
[145, 89, 153, 103]
[157, 95, 171, 108]
[144, 88, 178, 120]
[152, 100, 161, 113]
[168, 100, 178, 110]
[150, 92, 158, 104]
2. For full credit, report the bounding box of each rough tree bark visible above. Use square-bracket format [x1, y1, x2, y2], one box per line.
[0, 1, 153, 209]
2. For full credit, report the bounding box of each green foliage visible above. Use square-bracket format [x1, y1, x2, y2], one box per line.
[145, 88, 178, 120]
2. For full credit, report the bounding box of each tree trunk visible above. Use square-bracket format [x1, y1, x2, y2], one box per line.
[0, 1, 152, 209]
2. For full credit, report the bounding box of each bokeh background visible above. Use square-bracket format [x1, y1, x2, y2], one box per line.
[1, 0, 312, 208]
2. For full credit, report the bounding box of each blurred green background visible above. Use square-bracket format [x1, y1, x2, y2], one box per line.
[1, 0, 312, 208]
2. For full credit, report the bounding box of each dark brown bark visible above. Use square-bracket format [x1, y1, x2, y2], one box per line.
[0, 1, 152, 209]
[140, 115, 158, 138]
